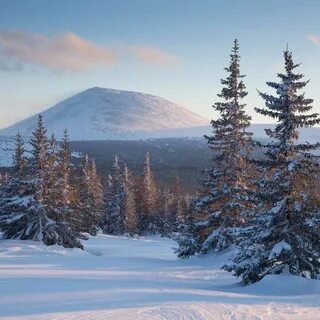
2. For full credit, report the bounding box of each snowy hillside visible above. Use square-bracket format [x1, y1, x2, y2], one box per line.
[0, 87, 208, 140]
[0, 235, 319, 320]
[1, 86, 320, 142]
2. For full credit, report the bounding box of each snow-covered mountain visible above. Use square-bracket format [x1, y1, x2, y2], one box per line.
[0, 87, 209, 140]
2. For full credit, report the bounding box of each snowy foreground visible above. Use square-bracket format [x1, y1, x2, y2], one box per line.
[1, 235, 320, 320]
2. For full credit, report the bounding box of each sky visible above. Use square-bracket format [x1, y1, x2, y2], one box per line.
[1, 0, 320, 128]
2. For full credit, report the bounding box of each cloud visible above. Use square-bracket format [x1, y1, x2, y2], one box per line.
[0, 59, 23, 72]
[0, 31, 117, 72]
[131, 46, 177, 65]
[308, 34, 320, 45]
[0, 30, 178, 72]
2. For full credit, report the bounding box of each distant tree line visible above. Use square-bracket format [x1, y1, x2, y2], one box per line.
[0, 115, 189, 248]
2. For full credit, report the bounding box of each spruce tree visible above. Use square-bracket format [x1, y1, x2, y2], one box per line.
[78, 155, 103, 235]
[12, 131, 26, 177]
[89, 158, 104, 213]
[225, 49, 320, 284]
[58, 131, 86, 236]
[57, 129, 72, 208]
[175, 203, 201, 258]
[163, 177, 187, 236]
[179, 39, 253, 256]
[51, 130, 83, 247]
[46, 134, 59, 209]
[172, 176, 187, 225]
[123, 164, 137, 235]
[0, 117, 83, 248]
[45, 131, 82, 249]
[159, 188, 174, 236]
[140, 152, 161, 233]
[0, 132, 28, 238]
[0, 115, 54, 242]
[102, 155, 125, 234]
[29, 114, 50, 203]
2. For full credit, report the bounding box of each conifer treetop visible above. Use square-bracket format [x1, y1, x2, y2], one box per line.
[255, 49, 320, 150]
[179, 40, 253, 256]
[208, 39, 252, 154]
[12, 130, 26, 177]
[218, 38, 247, 103]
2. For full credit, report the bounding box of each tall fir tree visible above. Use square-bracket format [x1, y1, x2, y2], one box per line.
[140, 152, 161, 233]
[29, 114, 50, 203]
[77, 155, 103, 235]
[52, 129, 83, 246]
[225, 49, 320, 284]
[159, 188, 171, 235]
[45, 134, 59, 210]
[57, 129, 73, 209]
[123, 164, 138, 234]
[57, 129, 84, 233]
[163, 177, 187, 236]
[12, 131, 26, 177]
[89, 158, 104, 213]
[102, 155, 125, 234]
[175, 202, 201, 258]
[173, 176, 187, 225]
[178, 39, 253, 256]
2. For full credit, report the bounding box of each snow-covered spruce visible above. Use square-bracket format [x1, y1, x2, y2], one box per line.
[123, 164, 138, 235]
[102, 155, 126, 235]
[162, 177, 189, 237]
[12, 131, 26, 176]
[175, 204, 202, 258]
[0, 116, 83, 248]
[139, 152, 163, 233]
[53, 129, 86, 243]
[77, 155, 104, 236]
[177, 39, 253, 257]
[224, 49, 320, 284]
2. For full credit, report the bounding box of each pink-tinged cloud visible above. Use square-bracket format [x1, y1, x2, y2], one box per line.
[0, 31, 117, 72]
[131, 46, 177, 65]
[308, 34, 320, 45]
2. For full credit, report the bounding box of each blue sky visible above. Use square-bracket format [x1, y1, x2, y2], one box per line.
[0, 0, 320, 127]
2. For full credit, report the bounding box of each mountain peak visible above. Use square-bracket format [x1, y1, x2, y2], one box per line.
[0, 87, 209, 140]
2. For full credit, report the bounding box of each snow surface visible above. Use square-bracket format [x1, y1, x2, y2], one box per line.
[1, 234, 320, 319]
[0, 87, 208, 141]
[269, 240, 292, 259]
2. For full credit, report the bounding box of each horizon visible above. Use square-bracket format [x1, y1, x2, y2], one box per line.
[3, 85, 320, 130]
[1, 0, 320, 128]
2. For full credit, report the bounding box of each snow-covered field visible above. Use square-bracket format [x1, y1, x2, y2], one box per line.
[1, 235, 320, 320]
